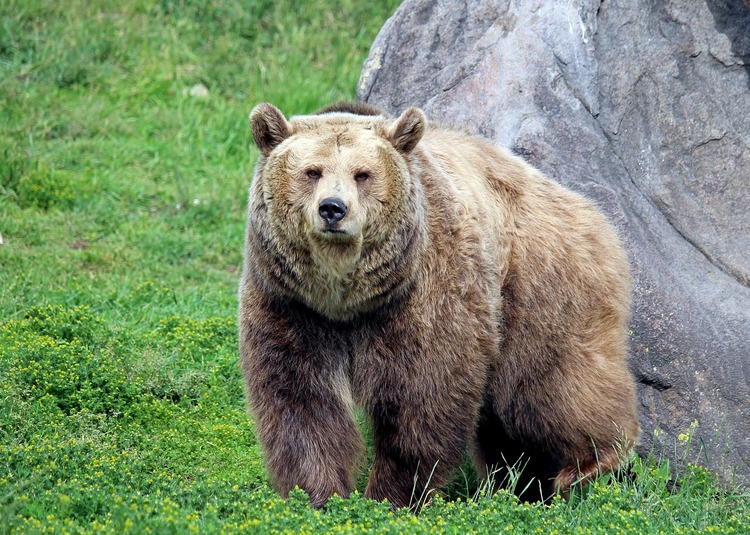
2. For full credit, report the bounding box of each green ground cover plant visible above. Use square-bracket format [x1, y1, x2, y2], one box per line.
[1, 1, 748, 533]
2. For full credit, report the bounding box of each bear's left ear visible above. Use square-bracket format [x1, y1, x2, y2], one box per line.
[387, 107, 426, 153]
[249, 103, 292, 157]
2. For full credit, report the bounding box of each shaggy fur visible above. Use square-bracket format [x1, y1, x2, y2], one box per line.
[316, 101, 385, 117]
[239, 102, 639, 508]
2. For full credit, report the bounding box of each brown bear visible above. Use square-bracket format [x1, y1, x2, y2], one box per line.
[239, 101, 640, 509]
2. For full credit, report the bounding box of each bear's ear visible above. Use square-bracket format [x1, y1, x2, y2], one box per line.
[387, 107, 426, 153]
[249, 103, 292, 157]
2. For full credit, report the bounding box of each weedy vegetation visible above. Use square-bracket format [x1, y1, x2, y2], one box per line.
[1, 0, 748, 533]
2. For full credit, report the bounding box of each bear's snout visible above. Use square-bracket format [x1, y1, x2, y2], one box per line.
[319, 197, 348, 226]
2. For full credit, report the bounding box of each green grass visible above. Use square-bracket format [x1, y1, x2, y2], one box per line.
[1, 1, 748, 533]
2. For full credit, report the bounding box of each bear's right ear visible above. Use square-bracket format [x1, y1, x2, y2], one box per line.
[387, 107, 426, 153]
[249, 103, 292, 157]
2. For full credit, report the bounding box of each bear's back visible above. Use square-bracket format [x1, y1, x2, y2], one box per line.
[414, 122, 630, 343]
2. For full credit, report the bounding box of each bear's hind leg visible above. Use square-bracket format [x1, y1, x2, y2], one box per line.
[553, 446, 623, 499]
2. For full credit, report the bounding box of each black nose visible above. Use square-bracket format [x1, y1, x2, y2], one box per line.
[319, 197, 348, 225]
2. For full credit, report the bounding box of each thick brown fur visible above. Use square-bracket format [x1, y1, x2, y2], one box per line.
[315, 100, 385, 117]
[239, 102, 640, 509]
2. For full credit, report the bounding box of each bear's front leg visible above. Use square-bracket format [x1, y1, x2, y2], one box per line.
[240, 293, 363, 508]
[358, 309, 490, 510]
[363, 387, 481, 510]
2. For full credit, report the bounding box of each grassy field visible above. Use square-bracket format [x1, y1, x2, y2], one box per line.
[1, 0, 748, 533]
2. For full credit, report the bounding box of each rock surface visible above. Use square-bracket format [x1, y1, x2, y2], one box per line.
[359, 0, 750, 485]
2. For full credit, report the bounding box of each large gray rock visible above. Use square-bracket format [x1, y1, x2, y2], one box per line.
[359, 0, 750, 485]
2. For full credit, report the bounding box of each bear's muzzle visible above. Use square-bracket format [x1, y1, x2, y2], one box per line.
[319, 197, 348, 227]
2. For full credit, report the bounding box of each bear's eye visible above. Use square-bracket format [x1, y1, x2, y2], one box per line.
[306, 169, 322, 180]
[354, 171, 370, 183]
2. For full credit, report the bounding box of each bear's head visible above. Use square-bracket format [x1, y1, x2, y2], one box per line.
[248, 103, 427, 318]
